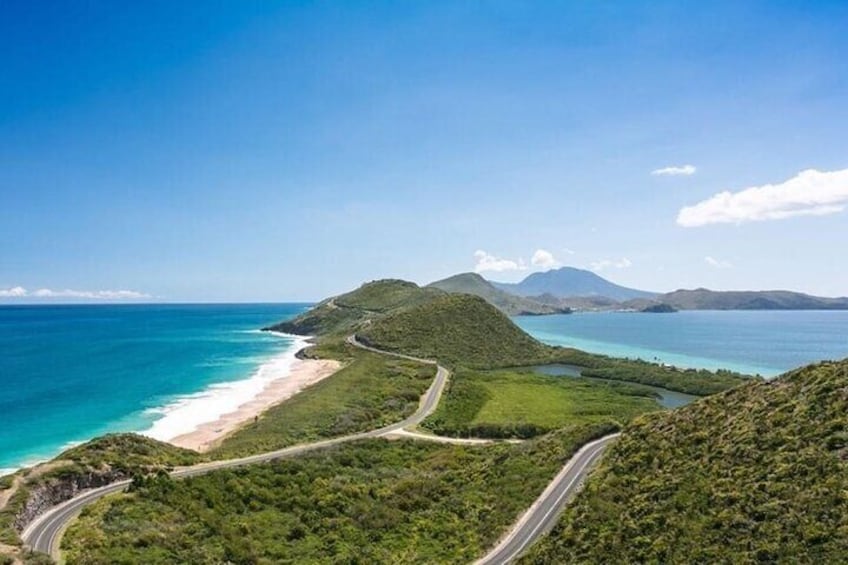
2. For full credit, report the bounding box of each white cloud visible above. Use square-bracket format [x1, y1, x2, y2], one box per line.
[677, 168, 848, 227]
[531, 249, 562, 269]
[590, 257, 632, 272]
[473, 250, 527, 273]
[0, 287, 150, 300]
[704, 256, 732, 269]
[0, 286, 27, 297]
[652, 164, 697, 176]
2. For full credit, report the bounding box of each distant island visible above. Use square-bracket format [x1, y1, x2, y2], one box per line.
[640, 303, 678, 313]
[430, 266, 848, 313]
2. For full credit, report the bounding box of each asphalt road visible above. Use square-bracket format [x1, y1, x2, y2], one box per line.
[21, 335, 448, 560]
[21, 334, 614, 564]
[475, 433, 619, 564]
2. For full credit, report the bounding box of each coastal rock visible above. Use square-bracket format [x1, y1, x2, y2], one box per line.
[14, 470, 125, 533]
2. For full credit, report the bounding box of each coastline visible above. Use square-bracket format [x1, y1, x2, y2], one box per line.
[168, 355, 341, 452]
[138, 332, 343, 452]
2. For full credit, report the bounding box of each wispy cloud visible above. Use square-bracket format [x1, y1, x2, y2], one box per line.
[473, 250, 527, 273]
[652, 164, 696, 176]
[704, 256, 732, 269]
[590, 257, 632, 271]
[677, 168, 848, 227]
[0, 287, 151, 300]
[530, 249, 561, 269]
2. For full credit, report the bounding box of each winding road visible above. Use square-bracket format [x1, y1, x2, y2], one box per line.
[21, 335, 615, 563]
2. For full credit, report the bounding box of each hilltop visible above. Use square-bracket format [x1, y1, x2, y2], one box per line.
[264, 279, 445, 336]
[654, 288, 848, 310]
[357, 293, 551, 368]
[525, 358, 848, 563]
[427, 272, 570, 316]
[493, 267, 655, 301]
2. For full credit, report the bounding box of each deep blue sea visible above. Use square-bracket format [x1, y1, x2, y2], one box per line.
[0, 304, 306, 474]
[516, 310, 848, 378]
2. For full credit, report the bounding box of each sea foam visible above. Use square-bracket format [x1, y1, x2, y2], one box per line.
[140, 333, 309, 443]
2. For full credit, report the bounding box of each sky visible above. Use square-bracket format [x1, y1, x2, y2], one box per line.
[2, 1, 848, 302]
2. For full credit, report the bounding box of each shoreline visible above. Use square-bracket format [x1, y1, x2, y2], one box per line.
[168, 355, 341, 452]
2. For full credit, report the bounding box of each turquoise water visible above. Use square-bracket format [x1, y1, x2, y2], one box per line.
[516, 310, 848, 377]
[0, 304, 305, 473]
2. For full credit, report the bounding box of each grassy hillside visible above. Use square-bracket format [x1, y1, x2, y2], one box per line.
[211, 340, 433, 458]
[422, 368, 660, 438]
[658, 288, 848, 310]
[0, 434, 202, 553]
[357, 294, 551, 368]
[265, 279, 444, 336]
[524, 359, 848, 563]
[63, 426, 615, 564]
[428, 272, 570, 315]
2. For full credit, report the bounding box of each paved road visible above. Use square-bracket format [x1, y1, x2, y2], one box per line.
[475, 433, 619, 564]
[22, 334, 615, 564]
[22, 335, 448, 561]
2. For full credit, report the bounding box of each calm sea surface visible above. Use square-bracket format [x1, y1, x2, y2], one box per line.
[0, 304, 305, 473]
[516, 310, 848, 377]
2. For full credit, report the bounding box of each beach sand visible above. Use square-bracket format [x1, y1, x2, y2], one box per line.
[169, 357, 342, 452]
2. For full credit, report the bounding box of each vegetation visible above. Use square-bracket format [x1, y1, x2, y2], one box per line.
[267, 278, 752, 395]
[422, 369, 660, 438]
[549, 348, 753, 395]
[265, 279, 444, 336]
[427, 272, 570, 315]
[523, 359, 848, 563]
[358, 294, 551, 368]
[1, 435, 203, 552]
[63, 425, 615, 564]
[211, 340, 433, 459]
[656, 288, 848, 310]
[59, 434, 203, 474]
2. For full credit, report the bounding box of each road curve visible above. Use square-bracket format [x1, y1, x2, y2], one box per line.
[22, 334, 615, 564]
[475, 433, 619, 565]
[22, 335, 448, 560]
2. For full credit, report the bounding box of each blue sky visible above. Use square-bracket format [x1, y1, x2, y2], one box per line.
[2, 1, 847, 302]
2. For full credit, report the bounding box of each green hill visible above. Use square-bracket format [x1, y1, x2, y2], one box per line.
[656, 288, 848, 310]
[357, 294, 551, 368]
[427, 272, 570, 316]
[265, 279, 444, 336]
[524, 359, 848, 563]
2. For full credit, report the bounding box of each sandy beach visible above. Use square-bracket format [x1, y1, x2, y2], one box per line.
[169, 357, 341, 452]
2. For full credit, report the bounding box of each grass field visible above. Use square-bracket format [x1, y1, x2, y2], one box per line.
[210, 340, 434, 459]
[422, 369, 661, 438]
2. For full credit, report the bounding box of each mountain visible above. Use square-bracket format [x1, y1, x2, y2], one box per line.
[656, 288, 848, 310]
[356, 293, 552, 368]
[265, 279, 445, 336]
[493, 267, 655, 301]
[427, 272, 570, 316]
[524, 358, 848, 563]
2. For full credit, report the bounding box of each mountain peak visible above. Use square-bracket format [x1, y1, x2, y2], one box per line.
[491, 266, 655, 301]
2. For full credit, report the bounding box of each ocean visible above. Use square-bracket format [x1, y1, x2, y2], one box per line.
[0, 303, 306, 474]
[3, 305, 848, 475]
[515, 310, 848, 377]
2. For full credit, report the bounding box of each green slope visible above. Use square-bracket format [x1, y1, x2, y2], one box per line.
[658, 288, 848, 310]
[357, 294, 551, 368]
[265, 279, 445, 336]
[524, 359, 848, 563]
[428, 272, 570, 316]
